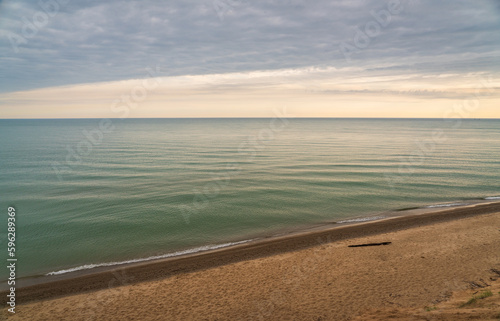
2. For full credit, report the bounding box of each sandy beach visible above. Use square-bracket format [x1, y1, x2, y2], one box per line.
[2, 203, 500, 320]
[3, 0, 500, 319]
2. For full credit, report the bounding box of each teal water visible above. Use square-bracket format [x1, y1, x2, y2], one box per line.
[0, 118, 499, 280]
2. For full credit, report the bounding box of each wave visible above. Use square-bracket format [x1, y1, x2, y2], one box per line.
[38, 196, 500, 277]
[425, 203, 467, 208]
[46, 239, 254, 276]
[337, 216, 385, 224]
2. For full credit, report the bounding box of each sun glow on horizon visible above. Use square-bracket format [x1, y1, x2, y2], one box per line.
[1, 66, 499, 119]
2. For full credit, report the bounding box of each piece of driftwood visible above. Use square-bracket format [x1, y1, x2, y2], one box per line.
[348, 242, 392, 248]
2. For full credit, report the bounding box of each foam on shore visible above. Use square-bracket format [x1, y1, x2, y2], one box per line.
[46, 239, 253, 276]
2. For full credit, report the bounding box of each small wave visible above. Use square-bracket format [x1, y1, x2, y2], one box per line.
[46, 239, 253, 276]
[425, 203, 467, 209]
[485, 196, 500, 200]
[337, 216, 385, 224]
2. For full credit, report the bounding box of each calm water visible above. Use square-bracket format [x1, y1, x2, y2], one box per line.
[0, 118, 499, 280]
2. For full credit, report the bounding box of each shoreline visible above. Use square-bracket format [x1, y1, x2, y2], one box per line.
[3, 201, 500, 305]
[8, 198, 498, 282]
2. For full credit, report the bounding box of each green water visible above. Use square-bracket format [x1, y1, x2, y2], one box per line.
[0, 118, 499, 279]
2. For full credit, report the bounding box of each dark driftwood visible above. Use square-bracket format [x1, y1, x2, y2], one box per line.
[348, 242, 392, 248]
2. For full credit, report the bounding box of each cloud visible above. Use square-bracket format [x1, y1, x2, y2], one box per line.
[0, 0, 499, 95]
[1, 64, 498, 118]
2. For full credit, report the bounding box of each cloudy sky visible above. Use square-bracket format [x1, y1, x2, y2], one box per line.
[0, 0, 499, 118]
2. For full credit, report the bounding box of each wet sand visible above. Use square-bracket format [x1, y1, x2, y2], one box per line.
[2, 202, 500, 320]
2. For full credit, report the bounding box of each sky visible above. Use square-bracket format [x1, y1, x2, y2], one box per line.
[0, 0, 499, 118]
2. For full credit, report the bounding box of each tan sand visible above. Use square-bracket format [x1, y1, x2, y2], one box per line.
[2, 207, 499, 320]
[353, 277, 500, 320]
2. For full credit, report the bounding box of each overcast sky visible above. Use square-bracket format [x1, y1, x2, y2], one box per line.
[0, 0, 499, 118]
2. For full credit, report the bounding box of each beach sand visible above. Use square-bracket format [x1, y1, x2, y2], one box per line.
[2, 205, 500, 320]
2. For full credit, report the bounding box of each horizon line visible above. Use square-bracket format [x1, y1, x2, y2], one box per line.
[1, 117, 499, 120]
